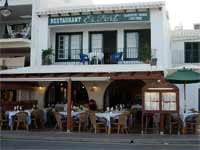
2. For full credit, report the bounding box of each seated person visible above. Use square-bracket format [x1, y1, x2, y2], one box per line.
[88, 99, 97, 111]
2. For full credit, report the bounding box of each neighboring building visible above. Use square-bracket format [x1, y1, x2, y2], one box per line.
[170, 24, 200, 113]
[0, 0, 32, 70]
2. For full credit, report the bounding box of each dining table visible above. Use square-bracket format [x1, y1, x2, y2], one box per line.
[59, 110, 86, 118]
[5, 109, 32, 130]
[95, 111, 127, 134]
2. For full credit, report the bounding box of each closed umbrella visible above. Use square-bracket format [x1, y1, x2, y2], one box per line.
[166, 67, 200, 113]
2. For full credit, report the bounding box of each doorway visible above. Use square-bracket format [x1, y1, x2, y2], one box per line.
[103, 31, 117, 64]
[89, 31, 117, 64]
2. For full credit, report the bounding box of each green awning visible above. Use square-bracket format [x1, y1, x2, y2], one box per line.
[166, 68, 200, 84]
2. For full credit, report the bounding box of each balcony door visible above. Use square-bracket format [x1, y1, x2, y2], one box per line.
[56, 32, 82, 62]
[90, 31, 117, 64]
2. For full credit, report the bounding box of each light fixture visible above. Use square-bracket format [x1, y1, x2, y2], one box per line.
[90, 82, 98, 92]
[0, 0, 12, 17]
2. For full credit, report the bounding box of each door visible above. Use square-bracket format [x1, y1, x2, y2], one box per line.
[103, 31, 117, 64]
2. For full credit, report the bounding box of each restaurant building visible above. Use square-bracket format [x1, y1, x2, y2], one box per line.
[1, 0, 199, 133]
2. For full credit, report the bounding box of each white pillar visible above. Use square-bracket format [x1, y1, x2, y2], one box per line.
[117, 29, 124, 51]
[150, 8, 165, 69]
[83, 31, 89, 53]
[31, 0, 49, 66]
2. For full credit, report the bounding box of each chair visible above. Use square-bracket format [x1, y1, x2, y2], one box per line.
[164, 113, 180, 134]
[22, 25, 31, 39]
[112, 113, 129, 134]
[89, 112, 107, 134]
[184, 114, 197, 134]
[78, 112, 87, 132]
[31, 109, 45, 129]
[0, 112, 8, 130]
[195, 114, 200, 134]
[80, 53, 89, 64]
[54, 112, 66, 130]
[7, 25, 16, 38]
[110, 52, 123, 63]
[16, 112, 29, 130]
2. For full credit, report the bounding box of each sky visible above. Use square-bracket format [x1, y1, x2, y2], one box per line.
[91, 0, 200, 29]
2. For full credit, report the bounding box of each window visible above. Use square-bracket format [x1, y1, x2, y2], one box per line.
[90, 33, 103, 53]
[185, 42, 200, 63]
[162, 92, 176, 111]
[56, 33, 82, 61]
[125, 32, 139, 59]
[144, 92, 159, 111]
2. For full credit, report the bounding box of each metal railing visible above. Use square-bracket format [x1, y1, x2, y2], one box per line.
[172, 49, 200, 67]
[47, 48, 157, 65]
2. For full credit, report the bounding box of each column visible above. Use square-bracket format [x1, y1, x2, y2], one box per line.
[67, 79, 72, 133]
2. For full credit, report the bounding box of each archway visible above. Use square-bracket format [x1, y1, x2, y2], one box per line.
[44, 81, 89, 107]
[103, 80, 145, 109]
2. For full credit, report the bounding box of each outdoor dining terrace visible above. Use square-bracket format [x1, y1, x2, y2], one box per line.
[1, 101, 199, 135]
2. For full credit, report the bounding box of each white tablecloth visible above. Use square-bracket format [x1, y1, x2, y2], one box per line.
[181, 112, 199, 127]
[89, 52, 104, 64]
[95, 112, 123, 128]
[59, 111, 85, 117]
[5, 110, 32, 127]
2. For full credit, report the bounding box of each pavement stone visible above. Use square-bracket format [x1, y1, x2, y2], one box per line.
[1, 130, 200, 145]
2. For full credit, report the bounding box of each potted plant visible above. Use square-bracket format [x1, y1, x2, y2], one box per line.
[0, 65, 8, 70]
[139, 43, 151, 63]
[42, 48, 54, 65]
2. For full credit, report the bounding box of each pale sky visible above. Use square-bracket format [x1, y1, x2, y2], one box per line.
[91, 0, 200, 29]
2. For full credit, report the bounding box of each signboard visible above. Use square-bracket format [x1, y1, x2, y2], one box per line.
[49, 11, 150, 25]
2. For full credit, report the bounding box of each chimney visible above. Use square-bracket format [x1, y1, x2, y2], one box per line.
[194, 24, 200, 30]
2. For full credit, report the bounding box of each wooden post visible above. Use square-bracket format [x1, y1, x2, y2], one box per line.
[160, 113, 164, 135]
[67, 79, 72, 133]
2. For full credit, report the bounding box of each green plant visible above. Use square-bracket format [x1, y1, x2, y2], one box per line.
[139, 43, 151, 63]
[0, 65, 8, 70]
[42, 48, 54, 65]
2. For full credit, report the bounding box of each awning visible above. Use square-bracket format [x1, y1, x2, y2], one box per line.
[0, 82, 39, 89]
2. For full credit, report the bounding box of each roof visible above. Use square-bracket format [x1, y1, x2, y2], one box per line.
[36, 1, 165, 16]
[171, 29, 200, 41]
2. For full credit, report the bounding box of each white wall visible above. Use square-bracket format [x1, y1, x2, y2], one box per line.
[150, 7, 171, 70]
[38, 0, 94, 10]
[83, 81, 110, 109]
[31, 0, 49, 66]
[171, 39, 200, 67]
[176, 83, 200, 113]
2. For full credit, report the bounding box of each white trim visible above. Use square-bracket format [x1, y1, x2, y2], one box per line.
[0, 65, 164, 75]
[148, 88, 174, 90]
[36, 1, 164, 16]
[0, 38, 31, 49]
[0, 77, 110, 82]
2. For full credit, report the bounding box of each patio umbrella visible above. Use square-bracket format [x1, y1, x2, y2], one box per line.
[166, 67, 200, 113]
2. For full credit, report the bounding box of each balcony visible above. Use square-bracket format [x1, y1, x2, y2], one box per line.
[172, 49, 200, 67]
[42, 48, 157, 66]
[0, 23, 31, 39]
[0, 56, 26, 70]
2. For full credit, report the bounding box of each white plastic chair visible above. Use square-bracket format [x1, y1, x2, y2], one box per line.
[7, 25, 16, 38]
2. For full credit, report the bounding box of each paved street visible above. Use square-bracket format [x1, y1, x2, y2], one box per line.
[1, 137, 200, 150]
[0, 131, 200, 150]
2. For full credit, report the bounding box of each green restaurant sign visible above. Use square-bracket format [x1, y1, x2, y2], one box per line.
[49, 11, 150, 25]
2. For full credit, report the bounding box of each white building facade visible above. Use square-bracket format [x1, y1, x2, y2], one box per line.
[0, 0, 199, 116]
